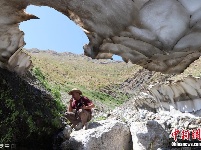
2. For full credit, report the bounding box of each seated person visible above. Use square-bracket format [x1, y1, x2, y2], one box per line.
[65, 88, 95, 130]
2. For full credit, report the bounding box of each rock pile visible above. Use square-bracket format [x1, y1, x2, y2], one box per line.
[60, 119, 132, 150]
[59, 95, 201, 150]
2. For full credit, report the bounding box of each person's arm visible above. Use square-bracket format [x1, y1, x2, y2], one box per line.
[82, 103, 95, 109]
[82, 97, 95, 109]
[68, 98, 73, 112]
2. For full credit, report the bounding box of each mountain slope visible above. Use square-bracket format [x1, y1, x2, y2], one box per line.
[25, 48, 201, 109]
[26, 48, 141, 109]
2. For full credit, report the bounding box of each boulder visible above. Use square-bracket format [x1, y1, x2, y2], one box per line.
[63, 125, 72, 140]
[61, 119, 132, 150]
[130, 120, 169, 150]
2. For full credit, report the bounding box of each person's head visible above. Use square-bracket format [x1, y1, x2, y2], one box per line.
[68, 88, 82, 100]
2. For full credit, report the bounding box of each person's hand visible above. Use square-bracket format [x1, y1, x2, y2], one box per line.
[69, 98, 73, 103]
[82, 104, 86, 109]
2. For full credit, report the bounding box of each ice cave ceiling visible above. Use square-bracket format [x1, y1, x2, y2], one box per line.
[1, 0, 201, 74]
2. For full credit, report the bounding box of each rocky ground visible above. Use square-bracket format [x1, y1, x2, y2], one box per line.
[58, 69, 201, 150]
[58, 98, 201, 150]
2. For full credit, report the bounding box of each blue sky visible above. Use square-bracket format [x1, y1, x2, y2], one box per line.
[19, 5, 88, 54]
[19, 5, 121, 60]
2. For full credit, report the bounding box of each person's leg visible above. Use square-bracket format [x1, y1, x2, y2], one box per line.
[65, 112, 81, 128]
[87, 113, 92, 122]
[78, 109, 91, 129]
[85, 112, 92, 130]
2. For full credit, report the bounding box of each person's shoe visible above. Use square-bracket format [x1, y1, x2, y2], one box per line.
[83, 122, 89, 130]
[74, 122, 83, 131]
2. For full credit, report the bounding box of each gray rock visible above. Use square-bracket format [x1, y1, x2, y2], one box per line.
[130, 120, 169, 150]
[184, 121, 190, 128]
[61, 119, 132, 150]
[63, 125, 72, 140]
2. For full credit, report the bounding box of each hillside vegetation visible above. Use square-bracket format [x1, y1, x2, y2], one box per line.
[0, 68, 64, 149]
[26, 48, 141, 109]
[25, 48, 201, 109]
